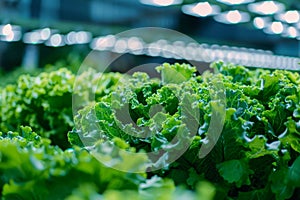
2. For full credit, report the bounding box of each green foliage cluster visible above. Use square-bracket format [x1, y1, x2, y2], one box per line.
[0, 126, 142, 199]
[72, 62, 300, 199]
[0, 127, 214, 199]
[0, 61, 300, 199]
[0, 68, 123, 149]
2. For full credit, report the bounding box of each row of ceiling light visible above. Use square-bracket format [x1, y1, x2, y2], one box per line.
[141, 0, 300, 39]
[90, 34, 299, 70]
[0, 24, 92, 47]
[1, 1, 298, 41]
[0, 23, 298, 70]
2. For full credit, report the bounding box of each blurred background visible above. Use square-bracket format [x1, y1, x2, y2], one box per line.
[0, 0, 300, 73]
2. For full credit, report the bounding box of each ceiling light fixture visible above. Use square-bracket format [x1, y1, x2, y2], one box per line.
[271, 22, 284, 34]
[283, 10, 300, 23]
[140, 0, 182, 7]
[285, 26, 298, 38]
[217, 0, 254, 5]
[253, 17, 270, 29]
[248, 1, 285, 15]
[214, 10, 250, 24]
[182, 2, 220, 17]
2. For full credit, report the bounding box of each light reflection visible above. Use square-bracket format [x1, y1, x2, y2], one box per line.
[0, 24, 295, 70]
[192, 2, 213, 17]
[92, 35, 116, 50]
[214, 10, 250, 24]
[65, 31, 92, 45]
[184, 43, 197, 60]
[153, 0, 174, 6]
[172, 41, 185, 58]
[226, 10, 242, 23]
[5, 31, 14, 41]
[23, 32, 42, 44]
[217, 0, 254, 5]
[140, 0, 182, 7]
[253, 17, 271, 29]
[0, 31, 21, 42]
[182, 2, 220, 17]
[248, 1, 285, 15]
[148, 43, 161, 57]
[65, 31, 77, 45]
[0, 24, 22, 42]
[127, 37, 144, 54]
[253, 17, 265, 29]
[40, 28, 51, 40]
[48, 34, 64, 47]
[76, 31, 92, 44]
[271, 21, 284, 34]
[162, 44, 175, 58]
[2, 24, 12, 35]
[23, 28, 54, 44]
[286, 26, 297, 38]
[284, 11, 299, 23]
[113, 39, 128, 53]
[149, 39, 280, 67]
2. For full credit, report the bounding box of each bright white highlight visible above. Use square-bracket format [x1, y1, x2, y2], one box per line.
[248, 1, 285, 15]
[271, 21, 283, 34]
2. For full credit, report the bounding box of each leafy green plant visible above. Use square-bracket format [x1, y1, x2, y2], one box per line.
[0, 68, 123, 149]
[1, 61, 300, 199]
[0, 126, 215, 200]
[72, 62, 300, 199]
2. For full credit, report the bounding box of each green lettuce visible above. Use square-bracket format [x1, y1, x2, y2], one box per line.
[72, 62, 300, 199]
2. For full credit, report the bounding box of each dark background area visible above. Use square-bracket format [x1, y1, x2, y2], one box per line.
[0, 0, 299, 71]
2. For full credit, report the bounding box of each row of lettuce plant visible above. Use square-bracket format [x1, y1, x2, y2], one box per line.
[0, 62, 299, 199]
